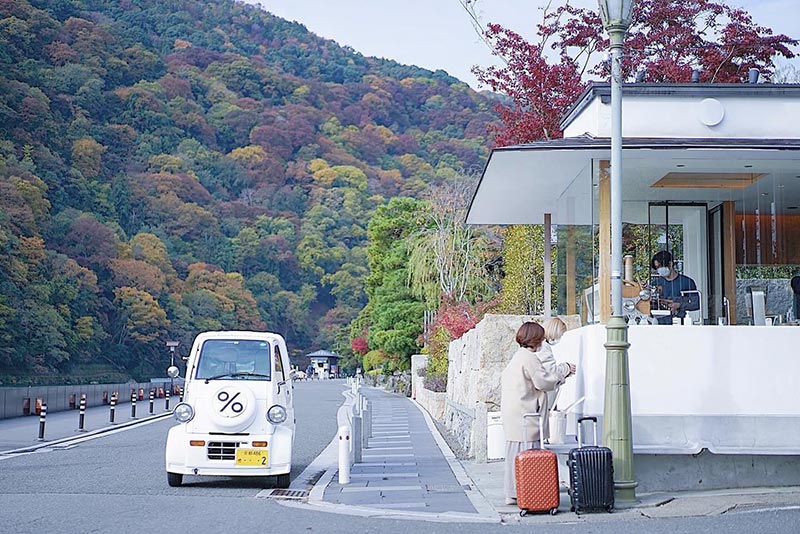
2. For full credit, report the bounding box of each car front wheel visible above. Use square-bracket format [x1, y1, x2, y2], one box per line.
[167, 472, 183, 487]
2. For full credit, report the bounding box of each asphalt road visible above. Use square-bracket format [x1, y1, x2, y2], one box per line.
[0, 379, 798, 533]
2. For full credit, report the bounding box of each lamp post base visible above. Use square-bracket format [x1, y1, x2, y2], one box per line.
[603, 315, 638, 503]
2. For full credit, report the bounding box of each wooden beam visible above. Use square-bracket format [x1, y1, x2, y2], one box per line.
[544, 213, 552, 317]
[722, 201, 738, 324]
[566, 227, 576, 316]
[599, 161, 611, 323]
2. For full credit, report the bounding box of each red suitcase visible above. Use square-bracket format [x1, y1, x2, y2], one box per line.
[515, 413, 560, 516]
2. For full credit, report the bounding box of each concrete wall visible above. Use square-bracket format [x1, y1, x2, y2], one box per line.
[0, 381, 181, 420]
[411, 354, 448, 422]
[416, 384, 446, 421]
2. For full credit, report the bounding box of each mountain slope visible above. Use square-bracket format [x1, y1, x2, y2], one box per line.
[0, 0, 497, 382]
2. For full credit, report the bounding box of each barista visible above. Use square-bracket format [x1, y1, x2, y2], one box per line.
[650, 250, 699, 324]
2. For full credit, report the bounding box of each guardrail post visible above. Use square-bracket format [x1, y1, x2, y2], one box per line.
[37, 403, 47, 441]
[165, 387, 170, 411]
[109, 393, 117, 424]
[130, 389, 137, 418]
[149, 389, 155, 414]
[352, 415, 362, 463]
[338, 425, 351, 484]
[362, 400, 371, 449]
[78, 394, 87, 432]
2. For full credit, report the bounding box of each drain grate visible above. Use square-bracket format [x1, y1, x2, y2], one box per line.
[268, 489, 309, 500]
[425, 484, 471, 493]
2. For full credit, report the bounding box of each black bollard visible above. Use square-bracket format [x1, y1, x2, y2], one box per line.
[78, 394, 87, 432]
[37, 403, 47, 441]
[179, 386, 183, 402]
[165, 388, 170, 411]
[110, 393, 117, 423]
[131, 390, 137, 419]
[149, 389, 155, 415]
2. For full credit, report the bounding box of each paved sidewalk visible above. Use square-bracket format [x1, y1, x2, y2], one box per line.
[309, 386, 800, 524]
[321, 388, 495, 521]
[463, 456, 800, 523]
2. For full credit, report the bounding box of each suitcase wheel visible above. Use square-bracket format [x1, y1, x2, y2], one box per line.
[549, 508, 558, 516]
[519, 509, 528, 517]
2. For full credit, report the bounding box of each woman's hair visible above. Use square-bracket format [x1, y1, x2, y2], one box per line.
[542, 317, 567, 341]
[651, 250, 673, 270]
[515, 321, 545, 350]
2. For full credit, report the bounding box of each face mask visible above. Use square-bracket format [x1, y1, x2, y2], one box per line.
[656, 267, 670, 277]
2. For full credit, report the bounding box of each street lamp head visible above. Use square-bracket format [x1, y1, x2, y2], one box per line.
[597, 0, 634, 30]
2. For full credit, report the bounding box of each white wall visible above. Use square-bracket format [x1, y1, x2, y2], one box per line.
[553, 324, 800, 453]
[564, 95, 800, 139]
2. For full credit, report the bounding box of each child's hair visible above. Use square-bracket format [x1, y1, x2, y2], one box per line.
[542, 317, 567, 341]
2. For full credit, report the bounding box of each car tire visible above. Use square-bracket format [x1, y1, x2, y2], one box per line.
[167, 472, 183, 487]
[275, 473, 291, 488]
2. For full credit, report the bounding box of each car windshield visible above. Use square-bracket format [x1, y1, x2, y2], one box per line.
[195, 339, 271, 381]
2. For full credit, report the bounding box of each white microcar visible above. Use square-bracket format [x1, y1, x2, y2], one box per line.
[165, 331, 295, 487]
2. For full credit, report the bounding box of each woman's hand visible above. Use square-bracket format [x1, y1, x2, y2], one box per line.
[567, 363, 576, 377]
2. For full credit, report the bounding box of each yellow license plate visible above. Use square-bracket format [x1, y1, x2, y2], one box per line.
[235, 449, 269, 466]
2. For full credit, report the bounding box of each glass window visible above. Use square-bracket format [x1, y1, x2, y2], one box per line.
[274, 346, 285, 382]
[195, 339, 271, 380]
[734, 184, 800, 324]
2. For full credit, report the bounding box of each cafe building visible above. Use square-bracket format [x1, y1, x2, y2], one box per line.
[466, 81, 800, 491]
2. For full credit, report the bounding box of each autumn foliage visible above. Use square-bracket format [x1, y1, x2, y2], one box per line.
[0, 0, 499, 382]
[473, 0, 797, 146]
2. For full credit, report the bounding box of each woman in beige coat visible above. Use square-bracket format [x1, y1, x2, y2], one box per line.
[501, 321, 574, 504]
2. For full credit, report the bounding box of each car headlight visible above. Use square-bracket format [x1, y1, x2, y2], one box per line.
[267, 404, 287, 424]
[173, 402, 194, 422]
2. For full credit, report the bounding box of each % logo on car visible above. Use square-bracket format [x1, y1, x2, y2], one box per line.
[215, 389, 246, 417]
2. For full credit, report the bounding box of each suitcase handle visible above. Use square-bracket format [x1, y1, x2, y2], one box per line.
[577, 416, 599, 447]
[522, 412, 544, 450]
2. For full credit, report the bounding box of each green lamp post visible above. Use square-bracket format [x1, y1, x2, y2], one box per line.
[597, 0, 638, 503]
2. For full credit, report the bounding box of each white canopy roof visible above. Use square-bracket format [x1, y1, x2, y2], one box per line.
[466, 137, 800, 226]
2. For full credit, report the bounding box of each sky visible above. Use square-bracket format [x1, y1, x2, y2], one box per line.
[249, 0, 800, 90]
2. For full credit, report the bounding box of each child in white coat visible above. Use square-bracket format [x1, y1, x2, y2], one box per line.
[539, 317, 575, 425]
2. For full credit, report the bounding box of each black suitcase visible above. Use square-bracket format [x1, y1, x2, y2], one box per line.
[567, 416, 615, 514]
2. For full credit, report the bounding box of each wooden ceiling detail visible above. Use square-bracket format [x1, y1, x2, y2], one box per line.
[651, 172, 767, 189]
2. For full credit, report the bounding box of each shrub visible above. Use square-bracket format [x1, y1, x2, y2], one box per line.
[424, 298, 497, 383]
[351, 337, 369, 355]
[424, 371, 447, 392]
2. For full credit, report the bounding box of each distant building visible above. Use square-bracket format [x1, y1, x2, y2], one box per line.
[306, 350, 342, 379]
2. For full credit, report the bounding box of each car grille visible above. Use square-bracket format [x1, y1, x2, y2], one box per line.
[207, 441, 240, 460]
